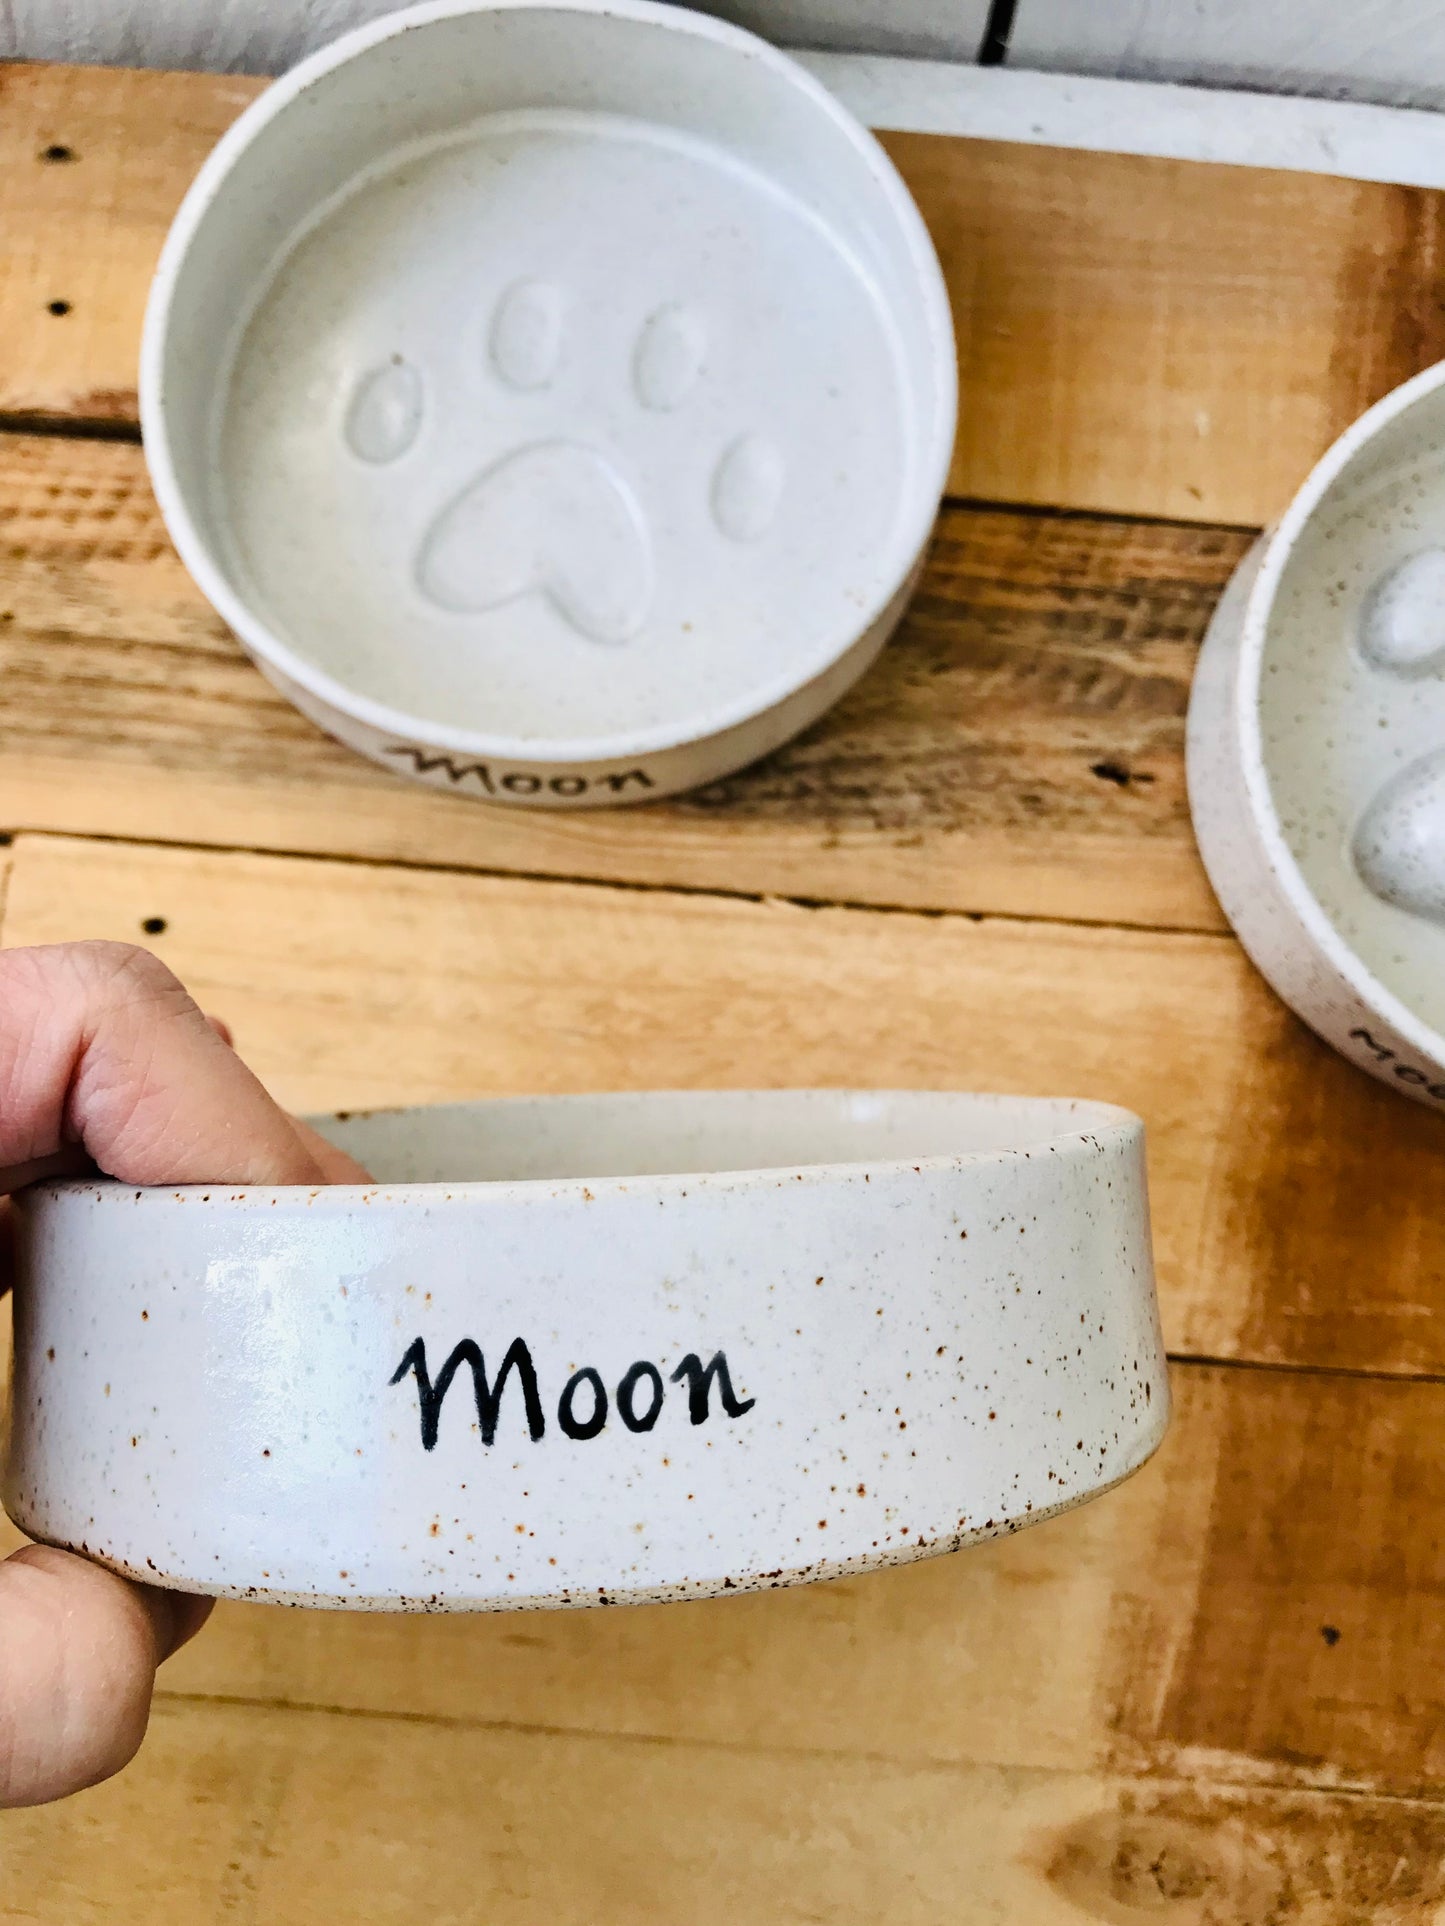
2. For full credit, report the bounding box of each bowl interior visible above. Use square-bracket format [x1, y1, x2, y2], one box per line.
[310, 1091, 1121, 1185]
[149, 2, 955, 756]
[1260, 375, 1445, 1040]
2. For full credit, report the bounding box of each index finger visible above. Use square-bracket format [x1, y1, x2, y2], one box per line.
[0, 941, 365, 1187]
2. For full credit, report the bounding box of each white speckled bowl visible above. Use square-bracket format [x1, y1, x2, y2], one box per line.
[141, 0, 956, 808]
[3, 1092, 1167, 1611]
[1189, 361, 1445, 1107]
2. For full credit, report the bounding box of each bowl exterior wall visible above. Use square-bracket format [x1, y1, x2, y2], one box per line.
[1188, 538, 1445, 1106]
[4, 1122, 1167, 1610]
[251, 570, 915, 807]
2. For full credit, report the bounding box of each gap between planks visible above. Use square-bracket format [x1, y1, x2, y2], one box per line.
[0, 410, 141, 443]
[9, 1357, 1445, 1807]
[10, 845, 1445, 1842]
[8, 61, 1445, 522]
[0, 822, 1237, 942]
[0, 432, 1238, 934]
[6, 828, 1445, 1381]
[9, 1696, 1445, 1926]
[136, 1659, 1445, 1796]
[9, 1346, 1445, 1796]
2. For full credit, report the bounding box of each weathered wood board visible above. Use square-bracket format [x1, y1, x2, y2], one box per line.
[0, 432, 1231, 930]
[3, 55, 1445, 1925]
[5, 62, 1445, 520]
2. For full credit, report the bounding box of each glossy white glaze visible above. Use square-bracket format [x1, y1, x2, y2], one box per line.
[140, 0, 956, 805]
[4, 1092, 1168, 1611]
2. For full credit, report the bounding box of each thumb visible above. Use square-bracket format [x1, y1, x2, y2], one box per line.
[0, 940, 364, 1808]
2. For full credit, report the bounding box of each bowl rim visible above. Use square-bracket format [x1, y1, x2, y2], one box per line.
[1229, 356, 1445, 1066]
[139, 0, 959, 766]
[30, 1089, 1141, 1206]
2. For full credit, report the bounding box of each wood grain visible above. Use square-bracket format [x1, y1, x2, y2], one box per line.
[9, 1349, 1445, 1893]
[11, 832, 1445, 1817]
[0, 431, 1233, 930]
[153, 1364, 1445, 1800]
[7, 60, 1445, 519]
[7, 1693, 1445, 1926]
[903, 129, 1445, 523]
[0, 62, 262, 428]
[6, 830, 1445, 1381]
[2, 60, 1440, 1913]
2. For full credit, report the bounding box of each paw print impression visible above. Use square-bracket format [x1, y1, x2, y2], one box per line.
[341, 282, 787, 651]
[218, 115, 911, 745]
[1252, 455, 1445, 1044]
[418, 439, 654, 646]
[1353, 548, 1445, 922]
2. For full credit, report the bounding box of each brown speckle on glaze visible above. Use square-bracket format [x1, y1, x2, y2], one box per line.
[5, 1092, 1166, 1611]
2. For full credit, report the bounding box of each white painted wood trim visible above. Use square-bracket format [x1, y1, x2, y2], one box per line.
[802, 55, 1445, 192]
[9, 0, 1445, 196]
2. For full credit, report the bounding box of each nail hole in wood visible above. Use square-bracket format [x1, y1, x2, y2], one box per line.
[47, 299, 71, 317]
[141, 916, 167, 935]
[40, 143, 76, 163]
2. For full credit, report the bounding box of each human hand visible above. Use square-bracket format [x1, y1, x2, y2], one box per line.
[0, 941, 365, 1807]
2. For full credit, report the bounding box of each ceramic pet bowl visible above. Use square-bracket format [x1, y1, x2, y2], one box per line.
[1189, 361, 1445, 1107]
[4, 1092, 1168, 1610]
[141, 0, 957, 808]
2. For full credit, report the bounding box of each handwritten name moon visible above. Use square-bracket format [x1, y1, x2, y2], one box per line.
[390, 1337, 755, 1450]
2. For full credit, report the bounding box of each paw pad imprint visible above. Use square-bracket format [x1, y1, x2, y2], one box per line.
[416, 441, 653, 646]
[346, 287, 786, 648]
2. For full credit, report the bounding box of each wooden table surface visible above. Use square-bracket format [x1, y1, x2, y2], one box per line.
[4, 58, 1445, 1925]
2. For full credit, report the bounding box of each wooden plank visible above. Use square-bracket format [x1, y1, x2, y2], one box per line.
[902, 129, 1445, 523]
[9, 1300, 1445, 1801]
[6, 829, 1445, 1380]
[6, 61, 1445, 519]
[6, 1694, 1445, 1925]
[0, 63, 262, 428]
[0, 431, 1231, 932]
[1010, 0, 1445, 113]
[0, 0, 993, 73]
[144, 1363, 1445, 1800]
[704, 0, 992, 62]
[12, 846, 1445, 1858]
[14, 839, 1445, 1806]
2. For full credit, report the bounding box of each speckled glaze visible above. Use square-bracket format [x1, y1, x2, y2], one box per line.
[140, 0, 956, 807]
[1188, 360, 1445, 1108]
[3, 1092, 1167, 1611]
